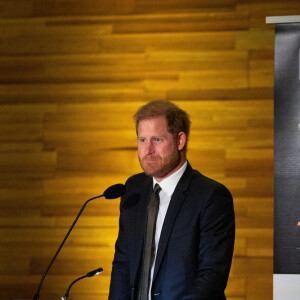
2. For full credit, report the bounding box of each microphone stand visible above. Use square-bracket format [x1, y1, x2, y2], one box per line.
[62, 268, 103, 300]
[33, 194, 104, 300]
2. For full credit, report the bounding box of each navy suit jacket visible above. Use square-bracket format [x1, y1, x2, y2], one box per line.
[109, 162, 235, 300]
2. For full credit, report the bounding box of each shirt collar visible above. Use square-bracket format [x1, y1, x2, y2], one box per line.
[153, 161, 187, 198]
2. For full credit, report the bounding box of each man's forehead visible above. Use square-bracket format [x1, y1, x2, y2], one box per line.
[137, 116, 172, 136]
[138, 116, 166, 128]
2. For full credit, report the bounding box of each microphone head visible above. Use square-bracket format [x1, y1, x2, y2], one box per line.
[86, 267, 103, 277]
[104, 183, 126, 199]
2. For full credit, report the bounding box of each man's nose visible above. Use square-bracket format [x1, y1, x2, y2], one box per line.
[145, 141, 154, 154]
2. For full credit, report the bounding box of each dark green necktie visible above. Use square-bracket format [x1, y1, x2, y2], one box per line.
[138, 183, 161, 300]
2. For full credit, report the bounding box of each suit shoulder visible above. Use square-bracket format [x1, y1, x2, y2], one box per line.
[123, 172, 151, 197]
[120, 172, 150, 210]
[125, 172, 149, 188]
[190, 169, 231, 196]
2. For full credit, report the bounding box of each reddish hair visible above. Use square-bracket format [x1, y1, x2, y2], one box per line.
[134, 100, 190, 152]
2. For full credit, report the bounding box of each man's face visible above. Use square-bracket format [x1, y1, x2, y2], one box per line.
[137, 116, 183, 181]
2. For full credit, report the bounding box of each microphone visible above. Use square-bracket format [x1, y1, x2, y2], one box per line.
[33, 184, 125, 300]
[104, 183, 126, 199]
[62, 267, 103, 300]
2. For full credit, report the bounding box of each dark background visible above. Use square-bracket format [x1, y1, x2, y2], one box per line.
[274, 23, 300, 274]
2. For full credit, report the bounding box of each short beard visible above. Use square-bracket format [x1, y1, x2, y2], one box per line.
[139, 150, 181, 180]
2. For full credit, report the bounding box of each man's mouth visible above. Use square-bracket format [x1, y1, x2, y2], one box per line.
[143, 155, 161, 162]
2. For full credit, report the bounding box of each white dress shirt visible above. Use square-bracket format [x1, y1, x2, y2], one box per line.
[148, 161, 188, 299]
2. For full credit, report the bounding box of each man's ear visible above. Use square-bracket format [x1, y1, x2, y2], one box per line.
[177, 132, 187, 151]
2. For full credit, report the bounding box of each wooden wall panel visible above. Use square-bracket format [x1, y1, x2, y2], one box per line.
[1, 1, 300, 299]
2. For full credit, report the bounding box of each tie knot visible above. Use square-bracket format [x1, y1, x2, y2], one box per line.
[153, 183, 161, 195]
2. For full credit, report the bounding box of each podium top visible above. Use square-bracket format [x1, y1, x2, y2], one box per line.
[266, 15, 300, 24]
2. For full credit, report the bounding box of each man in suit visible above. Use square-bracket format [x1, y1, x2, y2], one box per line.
[109, 100, 235, 300]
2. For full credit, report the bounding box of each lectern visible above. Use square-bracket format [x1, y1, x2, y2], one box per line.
[266, 15, 300, 300]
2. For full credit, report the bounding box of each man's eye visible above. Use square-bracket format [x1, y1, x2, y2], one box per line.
[155, 138, 161, 142]
[139, 138, 146, 143]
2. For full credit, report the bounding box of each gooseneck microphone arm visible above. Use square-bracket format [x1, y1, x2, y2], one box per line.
[33, 183, 125, 300]
[33, 195, 101, 300]
[63, 267, 103, 300]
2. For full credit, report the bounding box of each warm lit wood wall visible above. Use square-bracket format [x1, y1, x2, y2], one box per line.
[1, 1, 300, 299]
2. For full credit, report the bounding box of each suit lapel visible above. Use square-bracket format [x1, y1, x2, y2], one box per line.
[131, 176, 152, 285]
[153, 162, 194, 281]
